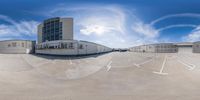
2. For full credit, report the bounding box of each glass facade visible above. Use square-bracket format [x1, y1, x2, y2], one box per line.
[42, 17, 63, 42]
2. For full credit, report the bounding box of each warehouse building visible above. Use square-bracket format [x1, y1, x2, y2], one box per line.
[130, 43, 177, 53]
[0, 40, 35, 54]
[193, 41, 200, 53]
[175, 42, 193, 53]
[36, 17, 112, 55]
[36, 40, 111, 55]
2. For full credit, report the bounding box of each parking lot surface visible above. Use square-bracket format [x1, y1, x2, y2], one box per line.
[0, 52, 200, 100]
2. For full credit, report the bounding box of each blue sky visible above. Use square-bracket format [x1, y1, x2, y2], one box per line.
[1, 0, 200, 48]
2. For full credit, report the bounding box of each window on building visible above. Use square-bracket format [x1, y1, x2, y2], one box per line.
[22, 43, 24, 47]
[69, 43, 74, 49]
[8, 44, 11, 47]
[12, 42, 17, 47]
[64, 43, 68, 49]
[79, 44, 84, 49]
[49, 46, 54, 49]
[60, 43, 64, 49]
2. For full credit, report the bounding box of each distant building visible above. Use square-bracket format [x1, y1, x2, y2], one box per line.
[193, 41, 200, 53]
[0, 40, 35, 54]
[130, 42, 196, 53]
[130, 43, 177, 53]
[175, 42, 193, 53]
[36, 17, 112, 55]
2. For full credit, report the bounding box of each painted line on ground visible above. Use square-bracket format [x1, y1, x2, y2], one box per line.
[177, 59, 196, 70]
[69, 59, 73, 65]
[134, 58, 154, 68]
[66, 57, 73, 65]
[167, 55, 177, 59]
[36, 61, 51, 67]
[20, 55, 35, 68]
[106, 61, 112, 71]
[153, 55, 168, 75]
[177, 54, 196, 70]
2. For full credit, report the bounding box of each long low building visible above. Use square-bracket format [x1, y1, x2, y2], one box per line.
[35, 40, 112, 55]
[130, 43, 177, 53]
[193, 41, 200, 53]
[0, 40, 36, 54]
[130, 42, 199, 53]
[175, 42, 193, 53]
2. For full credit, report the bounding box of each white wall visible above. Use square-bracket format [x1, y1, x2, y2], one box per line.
[0, 40, 35, 54]
[35, 40, 112, 55]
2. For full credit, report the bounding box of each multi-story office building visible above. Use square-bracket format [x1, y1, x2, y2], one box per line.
[38, 17, 73, 43]
[36, 17, 112, 55]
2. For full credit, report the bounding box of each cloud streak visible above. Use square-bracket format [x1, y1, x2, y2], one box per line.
[183, 26, 200, 42]
[150, 13, 200, 26]
[158, 24, 197, 32]
[0, 15, 39, 40]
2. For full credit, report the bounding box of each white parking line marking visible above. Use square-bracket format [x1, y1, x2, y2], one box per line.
[36, 61, 51, 67]
[134, 63, 141, 68]
[134, 58, 154, 68]
[66, 57, 73, 65]
[167, 55, 177, 59]
[177, 59, 196, 70]
[106, 61, 112, 71]
[153, 55, 168, 75]
[69, 59, 73, 65]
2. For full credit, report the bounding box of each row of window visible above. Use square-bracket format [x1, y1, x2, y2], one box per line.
[7, 42, 25, 47]
[194, 44, 200, 48]
[155, 45, 176, 48]
[36, 43, 85, 50]
[43, 34, 62, 42]
[42, 19, 63, 42]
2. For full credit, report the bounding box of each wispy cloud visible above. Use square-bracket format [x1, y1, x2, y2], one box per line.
[158, 24, 197, 32]
[131, 22, 159, 38]
[150, 13, 200, 43]
[0, 14, 39, 40]
[183, 26, 200, 42]
[150, 13, 200, 25]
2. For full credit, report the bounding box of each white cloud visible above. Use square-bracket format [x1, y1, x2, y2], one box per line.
[73, 5, 128, 36]
[183, 26, 200, 42]
[150, 13, 200, 26]
[80, 25, 112, 36]
[0, 15, 39, 40]
[132, 22, 159, 38]
[158, 24, 197, 32]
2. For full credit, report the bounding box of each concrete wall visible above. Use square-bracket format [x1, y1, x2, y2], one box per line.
[154, 43, 177, 53]
[37, 24, 43, 44]
[193, 41, 200, 53]
[178, 46, 192, 53]
[35, 40, 112, 55]
[60, 18, 73, 40]
[0, 40, 35, 54]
